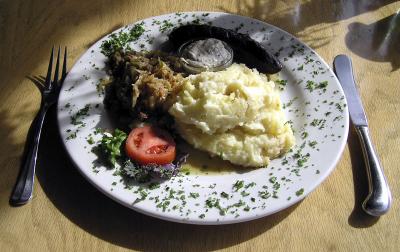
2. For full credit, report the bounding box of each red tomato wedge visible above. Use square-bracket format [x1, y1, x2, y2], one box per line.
[125, 125, 176, 165]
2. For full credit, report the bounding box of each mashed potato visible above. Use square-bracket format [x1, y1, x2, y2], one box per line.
[169, 64, 295, 167]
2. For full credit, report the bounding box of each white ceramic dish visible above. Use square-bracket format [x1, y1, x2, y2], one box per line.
[57, 12, 349, 225]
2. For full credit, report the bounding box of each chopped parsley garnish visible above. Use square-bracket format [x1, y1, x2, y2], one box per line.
[233, 180, 244, 192]
[148, 183, 160, 190]
[100, 22, 145, 56]
[245, 182, 256, 189]
[276, 79, 288, 90]
[283, 97, 298, 109]
[310, 119, 326, 129]
[296, 188, 304, 196]
[156, 200, 170, 212]
[159, 20, 174, 32]
[318, 81, 328, 89]
[70, 104, 91, 126]
[297, 154, 310, 167]
[335, 103, 344, 112]
[258, 191, 271, 199]
[205, 198, 226, 216]
[87, 136, 95, 145]
[308, 141, 317, 148]
[305, 80, 329, 92]
[220, 192, 229, 199]
[66, 132, 77, 140]
[189, 192, 200, 199]
[301, 132, 309, 139]
[240, 191, 250, 197]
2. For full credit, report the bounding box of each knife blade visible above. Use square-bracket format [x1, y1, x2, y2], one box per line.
[333, 54, 392, 216]
[333, 55, 367, 126]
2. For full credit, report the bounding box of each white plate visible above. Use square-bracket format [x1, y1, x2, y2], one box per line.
[57, 12, 349, 225]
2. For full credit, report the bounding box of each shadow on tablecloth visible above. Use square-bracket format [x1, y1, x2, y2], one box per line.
[345, 13, 400, 72]
[221, 0, 397, 50]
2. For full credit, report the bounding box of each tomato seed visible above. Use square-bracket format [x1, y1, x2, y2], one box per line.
[146, 145, 169, 154]
[133, 132, 144, 147]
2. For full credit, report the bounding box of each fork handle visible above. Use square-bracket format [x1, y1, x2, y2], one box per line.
[9, 103, 49, 205]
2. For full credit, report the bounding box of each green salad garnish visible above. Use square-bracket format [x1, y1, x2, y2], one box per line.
[98, 129, 127, 167]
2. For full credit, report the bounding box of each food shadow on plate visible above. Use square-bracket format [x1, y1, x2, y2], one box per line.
[177, 141, 255, 175]
[346, 124, 379, 228]
[36, 106, 300, 251]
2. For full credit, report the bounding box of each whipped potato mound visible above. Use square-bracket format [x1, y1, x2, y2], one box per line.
[169, 64, 295, 167]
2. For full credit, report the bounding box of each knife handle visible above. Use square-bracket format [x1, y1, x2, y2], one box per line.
[355, 125, 392, 216]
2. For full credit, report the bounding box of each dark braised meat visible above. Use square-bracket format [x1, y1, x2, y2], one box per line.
[168, 24, 283, 74]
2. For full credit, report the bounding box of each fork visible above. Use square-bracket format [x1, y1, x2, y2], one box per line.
[9, 46, 67, 205]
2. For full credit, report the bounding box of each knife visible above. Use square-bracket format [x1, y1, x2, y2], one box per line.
[333, 54, 392, 216]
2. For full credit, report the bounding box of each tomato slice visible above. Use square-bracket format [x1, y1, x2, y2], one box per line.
[125, 125, 176, 165]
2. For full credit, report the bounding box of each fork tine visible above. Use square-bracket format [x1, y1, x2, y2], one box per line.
[52, 46, 61, 89]
[45, 47, 54, 88]
[61, 46, 67, 82]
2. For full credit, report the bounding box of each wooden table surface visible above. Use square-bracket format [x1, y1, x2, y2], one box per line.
[1, 0, 399, 251]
